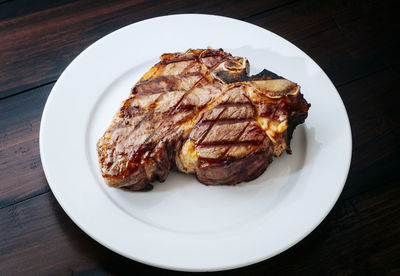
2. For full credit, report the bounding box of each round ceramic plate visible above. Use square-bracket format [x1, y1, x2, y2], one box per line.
[40, 14, 352, 272]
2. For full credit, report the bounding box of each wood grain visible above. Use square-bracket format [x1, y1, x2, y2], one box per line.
[0, 0, 73, 21]
[2, 0, 398, 99]
[0, 0, 293, 98]
[0, 0, 399, 274]
[0, 175, 398, 274]
[237, 181, 400, 275]
[337, 67, 400, 200]
[1, 66, 397, 209]
[0, 84, 52, 208]
[248, 0, 398, 86]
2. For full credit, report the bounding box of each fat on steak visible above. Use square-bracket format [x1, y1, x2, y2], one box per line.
[97, 49, 310, 191]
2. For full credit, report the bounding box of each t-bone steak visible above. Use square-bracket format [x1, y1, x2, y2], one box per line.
[97, 49, 310, 191]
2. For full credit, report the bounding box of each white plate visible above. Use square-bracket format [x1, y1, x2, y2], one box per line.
[40, 14, 352, 272]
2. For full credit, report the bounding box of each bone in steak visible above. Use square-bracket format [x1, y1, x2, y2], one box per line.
[97, 49, 310, 191]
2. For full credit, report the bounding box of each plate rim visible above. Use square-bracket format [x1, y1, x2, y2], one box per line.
[39, 13, 352, 272]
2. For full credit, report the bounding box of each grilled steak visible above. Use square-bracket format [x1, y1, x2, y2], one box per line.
[97, 49, 310, 191]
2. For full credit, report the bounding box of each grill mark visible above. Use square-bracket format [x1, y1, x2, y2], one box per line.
[128, 132, 157, 173]
[179, 71, 203, 78]
[136, 75, 171, 85]
[198, 140, 262, 147]
[197, 105, 227, 144]
[217, 102, 253, 107]
[201, 50, 227, 58]
[174, 104, 196, 112]
[178, 60, 197, 76]
[200, 118, 253, 124]
[271, 102, 286, 119]
[149, 93, 164, 110]
[193, 87, 236, 144]
[164, 50, 231, 120]
[242, 89, 253, 103]
[188, 112, 205, 140]
[197, 150, 265, 165]
[135, 116, 148, 130]
[170, 76, 205, 116]
[120, 98, 134, 118]
[120, 105, 199, 120]
[120, 103, 150, 118]
[197, 88, 255, 159]
[199, 50, 231, 67]
[160, 51, 227, 65]
[208, 56, 230, 71]
[133, 76, 175, 95]
[124, 52, 239, 173]
[120, 100, 147, 118]
[222, 121, 252, 159]
[134, 72, 203, 95]
[111, 115, 147, 131]
[127, 58, 209, 168]
[160, 55, 197, 65]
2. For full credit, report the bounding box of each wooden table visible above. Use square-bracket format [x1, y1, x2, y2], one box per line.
[1, 0, 399, 274]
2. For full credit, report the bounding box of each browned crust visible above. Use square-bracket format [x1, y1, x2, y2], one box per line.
[195, 150, 273, 185]
[97, 49, 310, 191]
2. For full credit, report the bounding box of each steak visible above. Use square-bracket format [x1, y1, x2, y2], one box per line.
[97, 49, 310, 191]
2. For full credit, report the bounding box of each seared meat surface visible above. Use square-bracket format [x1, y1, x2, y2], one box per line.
[97, 49, 310, 191]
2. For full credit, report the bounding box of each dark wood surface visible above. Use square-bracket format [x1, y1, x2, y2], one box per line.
[1, 0, 399, 274]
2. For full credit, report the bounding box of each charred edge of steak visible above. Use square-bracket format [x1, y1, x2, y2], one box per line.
[122, 183, 153, 192]
[216, 70, 248, 83]
[106, 167, 152, 191]
[285, 93, 311, 153]
[195, 150, 273, 185]
[120, 141, 174, 191]
[247, 69, 282, 81]
[159, 48, 229, 65]
[215, 59, 250, 83]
